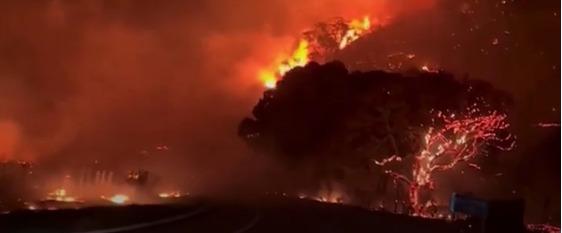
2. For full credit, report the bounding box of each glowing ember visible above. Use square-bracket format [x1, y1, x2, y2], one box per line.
[420, 65, 438, 73]
[313, 194, 344, 204]
[158, 191, 182, 198]
[25, 203, 37, 210]
[292, 192, 345, 204]
[373, 155, 402, 166]
[527, 224, 561, 233]
[536, 123, 560, 128]
[108, 194, 129, 204]
[376, 109, 515, 215]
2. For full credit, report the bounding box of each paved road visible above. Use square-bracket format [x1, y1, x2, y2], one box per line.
[78, 199, 466, 233]
[1, 198, 468, 233]
[124, 204, 260, 233]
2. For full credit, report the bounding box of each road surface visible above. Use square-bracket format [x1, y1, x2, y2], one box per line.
[1, 197, 472, 233]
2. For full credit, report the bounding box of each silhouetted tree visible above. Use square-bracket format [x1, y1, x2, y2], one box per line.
[239, 61, 511, 205]
[303, 18, 349, 60]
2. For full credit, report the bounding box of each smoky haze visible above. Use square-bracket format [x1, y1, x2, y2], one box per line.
[0, 0, 434, 193]
[0, 1, 559, 223]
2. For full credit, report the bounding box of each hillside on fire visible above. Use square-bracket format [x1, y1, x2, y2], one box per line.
[0, 0, 559, 232]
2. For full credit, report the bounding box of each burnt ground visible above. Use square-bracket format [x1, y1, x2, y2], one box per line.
[0, 196, 535, 233]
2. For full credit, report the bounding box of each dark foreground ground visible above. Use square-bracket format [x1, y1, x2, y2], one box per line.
[0, 197, 548, 233]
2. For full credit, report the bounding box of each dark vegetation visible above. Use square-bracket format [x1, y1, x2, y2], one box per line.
[239, 62, 511, 204]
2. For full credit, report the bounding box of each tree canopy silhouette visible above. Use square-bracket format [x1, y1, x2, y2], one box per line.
[239, 61, 511, 169]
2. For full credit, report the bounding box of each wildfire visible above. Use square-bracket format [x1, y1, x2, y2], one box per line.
[158, 191, 183, 198]
[46, 188, 77, 203]
[376, 109, 515, 215]
[339, 16, 371, 49]
[278, 39, 310, 76]
[259, 39, 309, 89]
[25, 203, 37, 210]
[259, 16, 373, 89]
[259, 70, 278, 89]
[313, 193, 345, 204]
[291, 192, 346, 204]
[420, 65, 439, 73]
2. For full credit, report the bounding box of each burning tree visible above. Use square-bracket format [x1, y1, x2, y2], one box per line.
[378, 111, 515, 215]
[303, 16, 372, 60]
[259, 16, 374, 89]
[240, 61, 514, 214]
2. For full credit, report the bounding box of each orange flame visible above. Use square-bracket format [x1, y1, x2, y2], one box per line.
[259, 16, 373, 89]
[46, 188, 77, 202]
[339, 16, 371, 49]
[259, 39, 309, 89]
[158, 191, 183, 198]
